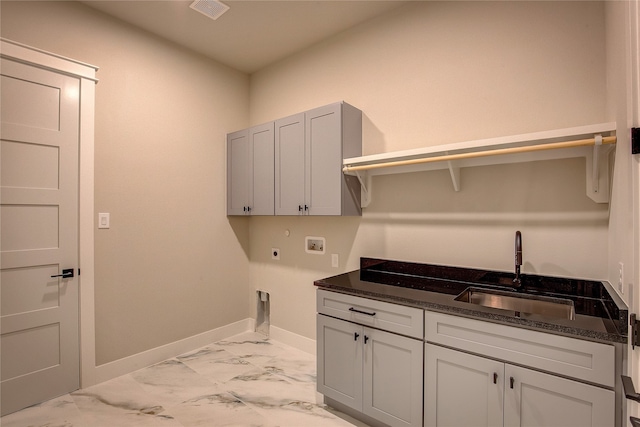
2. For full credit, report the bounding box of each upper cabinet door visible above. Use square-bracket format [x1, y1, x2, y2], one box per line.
[305, 103, 342, 215]
[227, 129, 250, 215]
[250, 123, 275, 215]
[275, 112, 305, 215]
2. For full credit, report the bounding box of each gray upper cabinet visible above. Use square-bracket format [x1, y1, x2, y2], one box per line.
[275, 102, 362, 216]
[226, 122, 275, 215]
[274, 112, 306, 215]
[227, 128, 250, 215]
[228, 101, 362, 216]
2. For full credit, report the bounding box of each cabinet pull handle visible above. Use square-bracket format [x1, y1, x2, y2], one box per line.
[364, 335, 369, 344]
[298, 205, 303, 212]
[493, 373, 498, 384]
[510, 377, 515, 389]
[247, 206, 251, 212]
[354, 332, 359, 341]
[349, 307, 376, 316]
[304, 204, 309, 211]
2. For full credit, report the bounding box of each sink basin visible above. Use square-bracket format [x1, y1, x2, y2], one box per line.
[455, 287, 575, 320]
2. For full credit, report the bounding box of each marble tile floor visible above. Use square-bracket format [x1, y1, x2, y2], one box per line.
[1, 332, 366, 427]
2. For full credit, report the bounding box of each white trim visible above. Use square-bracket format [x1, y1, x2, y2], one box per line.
[0, 38, 98, 81]
[630, 0, 640, 424]
[94, 319, 253, 384]
[79, 76, 97, 388]
[269, 325, 316, 355]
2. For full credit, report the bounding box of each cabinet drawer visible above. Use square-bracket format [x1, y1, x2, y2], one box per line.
[317, 289, 423, 339]
[425, 311, 614, 387]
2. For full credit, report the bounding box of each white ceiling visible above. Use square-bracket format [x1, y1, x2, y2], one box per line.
[81, 0, 409, 74]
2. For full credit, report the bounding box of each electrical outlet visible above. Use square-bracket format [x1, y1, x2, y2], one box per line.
[618, 262, 624, 294]
[272, 248, 280, 260]
[331, 254, 339, 268]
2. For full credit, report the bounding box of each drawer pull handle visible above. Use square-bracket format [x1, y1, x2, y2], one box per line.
[349, 307, 376, 316]
[364, 335, 369, 344]
[510, 377, 515, 389]
[493, 373, 498, 384]
[354, 332, 360, 341]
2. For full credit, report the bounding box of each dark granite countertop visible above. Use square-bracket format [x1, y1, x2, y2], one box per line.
[315, 258, 628, 344]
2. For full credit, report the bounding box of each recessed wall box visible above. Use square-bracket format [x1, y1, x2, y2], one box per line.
[305, 236, 325, 254]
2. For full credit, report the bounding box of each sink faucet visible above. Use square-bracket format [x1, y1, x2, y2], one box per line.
[514, 231, 522, 287]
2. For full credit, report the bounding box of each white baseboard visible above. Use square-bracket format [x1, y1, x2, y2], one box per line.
[93, 318, 252, 384]
[91, 319, 317, 386]
[269, 325, 316, 355]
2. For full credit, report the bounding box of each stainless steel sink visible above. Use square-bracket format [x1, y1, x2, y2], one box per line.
[455, 287, 575, 320]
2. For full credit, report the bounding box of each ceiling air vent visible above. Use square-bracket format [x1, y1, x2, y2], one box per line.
[189, 0, 229, 20]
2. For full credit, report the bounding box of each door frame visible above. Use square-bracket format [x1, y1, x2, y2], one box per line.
[1, 38, 99, 389]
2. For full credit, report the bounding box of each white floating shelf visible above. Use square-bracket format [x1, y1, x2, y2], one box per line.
[343, 122, 617, 206]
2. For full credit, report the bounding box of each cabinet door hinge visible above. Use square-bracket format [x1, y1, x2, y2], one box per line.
[632, 127, 640, 155]
[631, 313, 640, 349]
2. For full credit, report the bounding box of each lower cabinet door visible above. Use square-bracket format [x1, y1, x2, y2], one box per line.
[316, 314, 363, 411]
[363, 327, 423, 427]
[504, 364, 615, 427]
[425, 344, 504, 427]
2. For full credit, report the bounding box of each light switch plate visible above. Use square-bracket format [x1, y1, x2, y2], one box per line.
[331, 254, 339, 268]
[98, 213, 110, 229]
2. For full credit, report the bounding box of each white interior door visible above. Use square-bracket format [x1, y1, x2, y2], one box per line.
[1, 57, 80, 416]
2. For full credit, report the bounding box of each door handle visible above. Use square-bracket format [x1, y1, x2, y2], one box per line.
[51, 268, 74, 279]
[493, 373, 498, 384]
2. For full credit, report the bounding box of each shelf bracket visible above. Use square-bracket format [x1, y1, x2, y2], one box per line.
[586, 134, 613, 203]
[447, 160, 461, 192]
[355, 170, 372, 208]
[591, 134, 603, 194]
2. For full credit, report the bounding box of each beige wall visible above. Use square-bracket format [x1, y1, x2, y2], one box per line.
[1, 0, 631, 361]
[248, 1, 614, 340]
[1, 1, 251, 364]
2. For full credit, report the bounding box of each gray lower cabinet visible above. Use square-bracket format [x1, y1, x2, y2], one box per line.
[425, 344, 504, 427]
[226, 122, 274, 215]
[425, 343, 614, 427]
[317, 314, 423, 427]
[316, 291, 617, 427]
[275, 102, 361, 216]
[424, 311, 616, 427]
